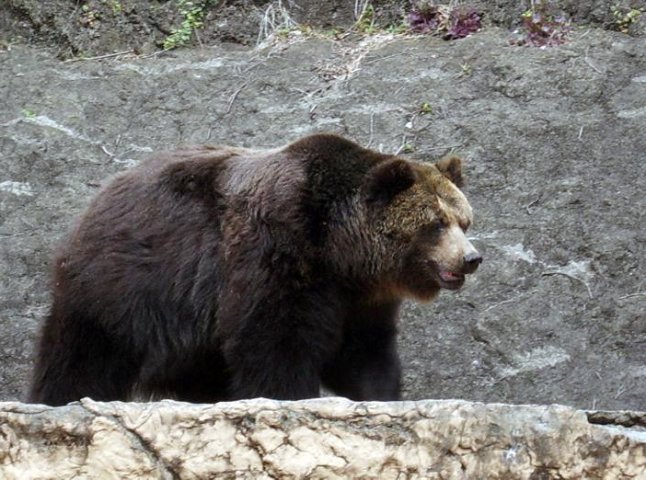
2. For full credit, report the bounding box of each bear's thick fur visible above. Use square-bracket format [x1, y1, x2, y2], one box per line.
[29, 134, 481, 405]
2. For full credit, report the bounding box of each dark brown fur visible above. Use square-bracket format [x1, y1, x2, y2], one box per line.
[29, 134, 480, 405]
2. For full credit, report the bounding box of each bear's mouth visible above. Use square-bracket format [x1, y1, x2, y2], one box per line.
[439, 270, 465, 289]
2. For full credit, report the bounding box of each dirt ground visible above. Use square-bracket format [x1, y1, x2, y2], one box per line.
[0, 1, 645, 411]
[2, 0, 645, 57]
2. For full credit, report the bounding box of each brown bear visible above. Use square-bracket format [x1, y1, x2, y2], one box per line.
[28, 133, 481, 406]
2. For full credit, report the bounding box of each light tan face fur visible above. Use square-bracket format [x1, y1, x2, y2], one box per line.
[382, 162, 479, 301]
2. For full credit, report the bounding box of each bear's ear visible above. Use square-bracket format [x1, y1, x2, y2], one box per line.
[435, 155, 463, 188]
[365, 159, 417, 205]
[163, 160, 223, 203]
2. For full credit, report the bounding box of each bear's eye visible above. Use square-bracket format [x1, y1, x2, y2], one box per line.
[437, 216, 450, 229]
[419, 220, 445, 239]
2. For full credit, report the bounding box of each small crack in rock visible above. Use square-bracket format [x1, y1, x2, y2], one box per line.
[586, 411, 646, 429]
[78, 403, 181, 480]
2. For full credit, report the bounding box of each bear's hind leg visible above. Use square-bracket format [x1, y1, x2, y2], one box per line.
[29, 309, 140, 406]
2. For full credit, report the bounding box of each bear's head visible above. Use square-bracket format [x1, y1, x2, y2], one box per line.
[365, 155, 481, 302]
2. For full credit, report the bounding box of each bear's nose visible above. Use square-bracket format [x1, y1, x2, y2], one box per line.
[463, 251, 483, 272]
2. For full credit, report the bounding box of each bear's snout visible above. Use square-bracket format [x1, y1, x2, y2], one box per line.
[462, 251, 482, 274]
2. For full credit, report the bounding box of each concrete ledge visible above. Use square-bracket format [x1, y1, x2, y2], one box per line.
[1, 398, 645, 479]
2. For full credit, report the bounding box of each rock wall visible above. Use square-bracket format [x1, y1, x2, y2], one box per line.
[1, 0, 646, 413]
[2, 27, 645, 410]
[1, 399, 645, 479]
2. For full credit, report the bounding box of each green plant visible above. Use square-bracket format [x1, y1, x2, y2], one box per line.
[100, 0, 123, 14]
[355, 3, 377, 34]
[402, 143, 415, 153]
[611, 6, 642, 33]
[79, 4, 100, 28]
[386, 22, 409, 34]
[459, 62, 472, 77]
[164, 0, 214, 50]
[419, 102, 433, 114]
[22, 108, 37, 119]
[110, 1, 122, 15]
[323, 27, 344, 38]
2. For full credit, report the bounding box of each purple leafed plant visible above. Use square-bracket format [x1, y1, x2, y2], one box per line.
[408, 3, 443, 33]
[445, 7, 482, 39]
[510, 1, 570, 47]
[408, 1, 481, 39]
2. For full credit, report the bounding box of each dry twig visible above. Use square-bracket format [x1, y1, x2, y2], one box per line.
[225, 83, 247, 114]
[542, 270, 593, 299]
[617, 292, 646, 300]
[524, 194, 542, 214]
[366, 112, 375, 148]
[394, 134, 408, 155]
[64, 50, 134, 63]
[482, 298, 516, 313]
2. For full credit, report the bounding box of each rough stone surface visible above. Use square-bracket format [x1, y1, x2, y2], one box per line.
[0, 7, 645, 411]
[1, 398, 645, 479]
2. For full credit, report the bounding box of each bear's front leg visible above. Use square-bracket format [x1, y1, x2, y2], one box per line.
[321, 300, 402, 401]
[226, 343, 322, 400]
[220, 286, 344, 401]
